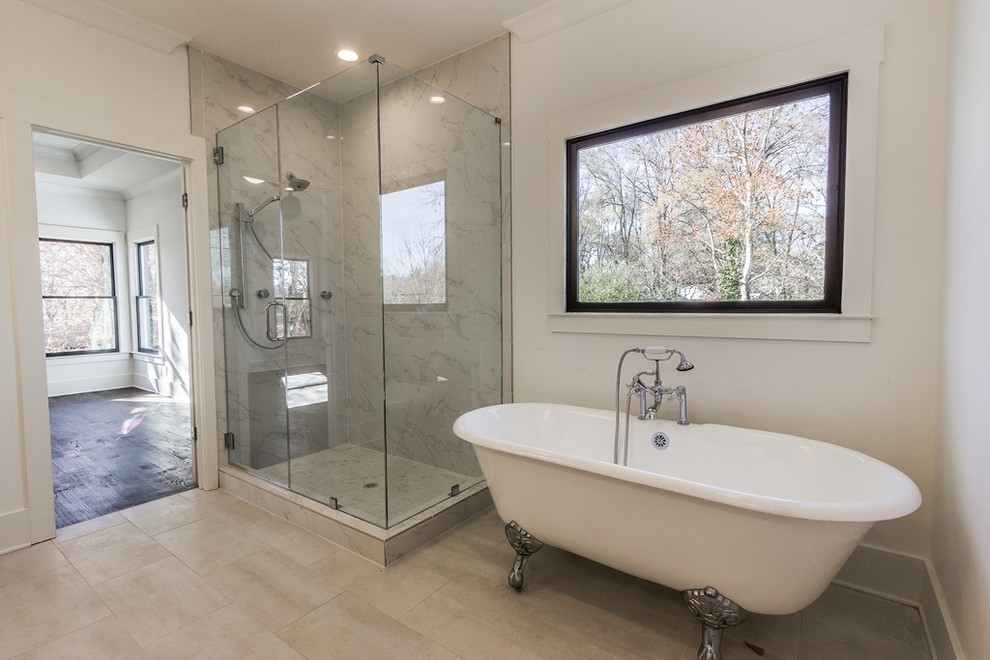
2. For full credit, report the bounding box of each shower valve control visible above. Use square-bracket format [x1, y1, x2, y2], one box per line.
[320, 290, 333, 300]
[256, 289, 271, 299]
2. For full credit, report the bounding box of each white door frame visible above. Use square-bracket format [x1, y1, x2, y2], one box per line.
[4, 116, 218, 547]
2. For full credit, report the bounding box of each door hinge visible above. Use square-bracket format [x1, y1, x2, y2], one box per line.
[224, 432, 235, 449]
[213, 146, 224, 165]
[192, 426, 198, 443]
[181, 192, 188, 208]
[188, 310, 193, 327]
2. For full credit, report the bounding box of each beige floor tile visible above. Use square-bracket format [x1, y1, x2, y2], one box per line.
[57, 522, 170, 585]
[0, 566, 111, 659]
[803, 584, 918, 642]
[185, 490, 275, 529]
[12, 615, 148, 659]
[396, 534, 516, 601]
[204, 548, 342, 631]
[145, 604, 305, 660]
[306, 542, 385, 588]
[154, 517, 265, 574]
[119, 494, 212, 537]
[94, 556, 230, 647]
[724, 611, 802, 658]
[53, 512, 128, 544]
[0, 542, 68, 589]
[278, 592, 456, 660]
[245, 515, 339, 566]
[799, 611, 930, 660]
[400, 580, 580, 660]
[449, 508, 506, 549]
[345, 559, 448, 618]
[178, 487, 211, 501]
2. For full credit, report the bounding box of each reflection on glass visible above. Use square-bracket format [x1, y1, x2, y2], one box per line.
[381, 180, 446, 305]
[273, 257, 311, 337]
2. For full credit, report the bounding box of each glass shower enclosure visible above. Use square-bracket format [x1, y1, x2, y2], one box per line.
[215, 57, 502, 528]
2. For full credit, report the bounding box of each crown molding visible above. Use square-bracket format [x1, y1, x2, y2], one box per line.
[503, 0, 631, 43]
[20, 0, 190, 54]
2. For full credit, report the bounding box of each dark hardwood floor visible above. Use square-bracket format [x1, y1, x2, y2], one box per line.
[49, 387, 196, 528]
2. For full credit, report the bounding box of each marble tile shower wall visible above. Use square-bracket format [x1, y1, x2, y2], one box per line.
[189, 48, 300, 456]
[195, 37, 511, 504]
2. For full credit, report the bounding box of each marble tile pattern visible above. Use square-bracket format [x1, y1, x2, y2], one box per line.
[1, 491, 933, 660]
[205, 37, 510, 527]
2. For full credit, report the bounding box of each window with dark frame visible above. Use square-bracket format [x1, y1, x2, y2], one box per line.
[39, 238, 119, 356]
[566, 73, 847, 313]
[135, 239, 160, 354]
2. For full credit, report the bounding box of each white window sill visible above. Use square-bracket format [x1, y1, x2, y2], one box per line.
[547, 312, 873, 343]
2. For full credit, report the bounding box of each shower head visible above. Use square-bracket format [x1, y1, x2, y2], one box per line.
[675, 355, 694, 372]
[285, 172, 310, 191]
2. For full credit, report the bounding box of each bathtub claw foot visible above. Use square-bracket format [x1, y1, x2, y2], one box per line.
[505, 521, 543, 591]
[681, 587, 750, 660]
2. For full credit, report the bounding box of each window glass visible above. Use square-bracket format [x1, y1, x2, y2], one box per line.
[39, 239, 118, 355]
[136, 240, 159, 353]
[567, 74, 846, 313]
[273, 257, 311, 338]
[381, 180, 446, 306]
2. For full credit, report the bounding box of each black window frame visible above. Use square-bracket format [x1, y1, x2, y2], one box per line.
[565, 73, 848, 314]
[40, 237, 120, 357]
[135, 239, 160, 354]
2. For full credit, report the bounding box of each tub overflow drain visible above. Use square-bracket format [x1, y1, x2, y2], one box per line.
[651, 432, 671, 450]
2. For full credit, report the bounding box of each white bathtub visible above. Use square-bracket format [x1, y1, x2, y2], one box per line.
[453, 402, 921, 615]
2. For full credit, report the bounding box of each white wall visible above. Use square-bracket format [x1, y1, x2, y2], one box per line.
[37, 187, 133, 395]
[0, 0, 213, 554]
[935, 0, 990, 656]
[510, 0, 946, 565]
[126, 169, 191, 399]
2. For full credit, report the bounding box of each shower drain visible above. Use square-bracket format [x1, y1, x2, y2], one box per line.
[363, 482, 380, 489]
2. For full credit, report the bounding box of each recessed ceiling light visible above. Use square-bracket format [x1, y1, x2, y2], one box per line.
[429, 95, 446, 105]
[336, 49, 359, 62]
[325, 134, 336, 140]
[237, 105, 255, 113]
[243, 176, 265, 185]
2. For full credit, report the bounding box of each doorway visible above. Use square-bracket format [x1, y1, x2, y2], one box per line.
[33, 130, 197, 527]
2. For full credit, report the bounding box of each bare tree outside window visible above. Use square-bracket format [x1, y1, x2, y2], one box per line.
[40, 239, 119, 355]
[567, 74, 846, 313]
[273, 257, 311, 337]
[381, 180, 446, 306]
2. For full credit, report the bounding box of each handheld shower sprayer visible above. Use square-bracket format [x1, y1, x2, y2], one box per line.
[641, 346, 694, 372]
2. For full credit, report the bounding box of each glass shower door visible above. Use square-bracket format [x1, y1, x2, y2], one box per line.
[217, 104, 296, 487]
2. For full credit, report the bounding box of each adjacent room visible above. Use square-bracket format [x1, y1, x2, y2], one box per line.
[33, 132, 195, 527]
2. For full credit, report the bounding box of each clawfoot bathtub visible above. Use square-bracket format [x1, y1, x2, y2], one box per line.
[453, 403, 921, 660]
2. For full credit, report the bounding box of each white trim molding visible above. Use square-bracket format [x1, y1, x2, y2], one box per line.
[19, 0, 190, 53]
[504, 0, 632, 43]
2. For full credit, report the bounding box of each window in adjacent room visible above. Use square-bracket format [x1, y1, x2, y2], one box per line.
[39, 238, 119, 355]
[566, 73, 847, 313]
[273, 257, 311, 338]
[380, 179, 446, 307]
[135, 239, 160, 354]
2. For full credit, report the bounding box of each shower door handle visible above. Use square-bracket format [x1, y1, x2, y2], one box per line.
[265, 301, 287, 341]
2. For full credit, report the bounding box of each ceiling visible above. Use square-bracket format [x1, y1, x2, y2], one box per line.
[90, 0, 552, 88]
[33, 132, 181, 199]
